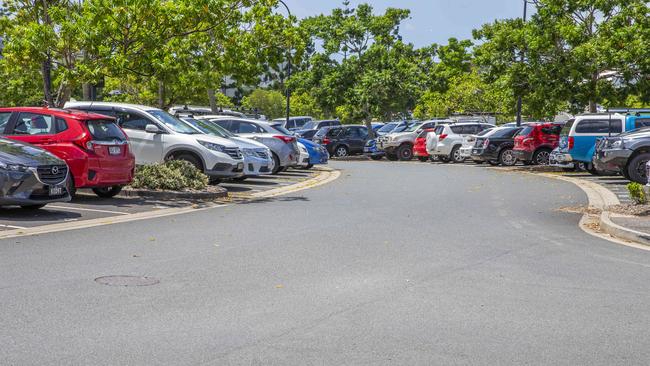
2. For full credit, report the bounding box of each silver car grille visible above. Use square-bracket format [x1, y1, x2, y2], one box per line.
[225, 147, 242, 159]
[36, 165, 68, 185]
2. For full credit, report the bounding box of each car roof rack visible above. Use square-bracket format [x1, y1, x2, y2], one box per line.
[606, 108, 650, 115]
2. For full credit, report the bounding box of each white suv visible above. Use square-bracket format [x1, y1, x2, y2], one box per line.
[65, 102, 245, 181]
[427, 122, 495, 163]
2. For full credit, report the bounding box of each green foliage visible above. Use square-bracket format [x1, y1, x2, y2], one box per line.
[627, 182, 648, 205]
[242, 89, 286, 119]
[131, 160, 209, 191]
[290, 92, 323, 119]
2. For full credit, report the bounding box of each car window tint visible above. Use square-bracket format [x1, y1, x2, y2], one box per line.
[450, 126, 463, 134]
[434, 125, 446, 135]
[55, 118, 68, 133]
[518, 126, 535, 136]
[0, 112, 12, 131]
[327, 127, 343, 137]
[560, 119, 574, 135]
[634, 118, 650, 129]
[237, 122, 259, 134]
[86, 119, 127, 141]
[491, 127, 520, 138]
[12, 112, 54, 135]
[575, 119, 622, 134]
[118, 112, 150, 131]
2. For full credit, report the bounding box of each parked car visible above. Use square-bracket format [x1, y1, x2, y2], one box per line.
[512, 122, 563, 165]
[427, 122, 495, 163]
[295, 120, 341, 140]
[297, 138, 328, 169]
[363, 139, 384, 160]
[169, 105, 247, 118]
[377, 120, 444, 161]
[272, 116, 313, 132]
[460, 128, 494, 162]
[1, 107, 135, 197]
[551, 113, 639, 175]
[313, 125, 370, 158]
[203, 117, 300, 174]
[65, 102, 245, 183]
[470, 126, 524, 166]
[413, 128, 436, 162]
[594, 127, 650, 183]
[179, 117, 274, 179]
[375, 122, 400, 136]
[0, 137, 71, 209]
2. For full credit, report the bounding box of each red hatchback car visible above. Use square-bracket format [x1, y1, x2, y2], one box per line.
[0, 107, 135, 197]
[414, 128, 434, 162]
[512, 122, 563, 165]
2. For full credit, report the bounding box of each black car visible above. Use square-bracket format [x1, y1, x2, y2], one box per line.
[314, 125, 370, 158]
[0, 137, 71, 209]
[594, 127, 650, 183]
[295, 120, 341, 140]
[470, 127, 523, 166]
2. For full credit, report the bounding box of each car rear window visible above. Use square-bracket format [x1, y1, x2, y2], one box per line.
[575, 119, 622, 134]
[326, 127, 343, 137]
[560, 119, 574, 135]
[518, 126, 535, 137]
[434, 125, 446, 135]
[491, 127, 521, 138]
[86, 119, 127, 141]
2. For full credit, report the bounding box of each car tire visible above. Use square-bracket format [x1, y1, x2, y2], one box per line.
[627, 153, 650, 184]
[499, 148, 517, 166]
[370, 155, 383, 161]
[271, 153, 282, 175]
[397, 144, 413, 161]
[450, 146, 464, 163]
[417, 156, 429, 162]
[174, 153, 203, 171]
[439, 156, 450, 163]
[386, 153, 398, 161]
[20, 204, 47, 210]
[334, 145, 349, 158]
[620, 168, 632, 181]
[92, 185, 123, 198]
[532, 148, 552, 165]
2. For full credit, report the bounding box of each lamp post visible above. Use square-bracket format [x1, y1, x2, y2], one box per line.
[277, 0, 292, 126]
[516, 0, 531, 127]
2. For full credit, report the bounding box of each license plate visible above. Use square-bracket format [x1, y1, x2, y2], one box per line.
[472, 149, 480, 154]
[108, 146, 121, 155]
[49, 186, 63, 196]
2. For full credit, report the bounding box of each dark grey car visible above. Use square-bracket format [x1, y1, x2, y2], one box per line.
[0, 138, 71, 209]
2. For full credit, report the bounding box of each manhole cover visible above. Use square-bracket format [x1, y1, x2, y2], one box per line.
[95, 276, 159, 287]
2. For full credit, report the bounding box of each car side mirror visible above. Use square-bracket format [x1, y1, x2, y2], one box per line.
[145, 124, 162, 134]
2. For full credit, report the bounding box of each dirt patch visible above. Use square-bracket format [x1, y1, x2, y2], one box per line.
[608, 204, 650, 217]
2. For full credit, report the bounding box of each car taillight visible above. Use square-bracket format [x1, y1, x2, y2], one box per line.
[74, 133, 94, 152]
[483, 139, 489, 148]
[568, 136, 574, 150]
[322, 137, 330, 145]
[439, 134, 448, 141]
[273, 135, 295, 144]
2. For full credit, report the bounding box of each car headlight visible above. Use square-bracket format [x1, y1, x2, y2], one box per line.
[197, 140, 226, 152]
[0, 161, 29, 172]
[610, 140, 624, 149]
[242, 148, 256, 157]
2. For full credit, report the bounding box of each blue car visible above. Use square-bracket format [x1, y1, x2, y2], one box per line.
[363, 139, 385, 160]
[552, 113, 650, 173]
[298, 138, 328, 168]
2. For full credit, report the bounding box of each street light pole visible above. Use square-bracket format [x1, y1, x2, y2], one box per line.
[278, 0, 292, 126]
[516, 0, 529, 127]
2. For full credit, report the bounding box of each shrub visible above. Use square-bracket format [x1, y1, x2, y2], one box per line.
[627, 182, 647, 205]
[130, 160, 209, 191]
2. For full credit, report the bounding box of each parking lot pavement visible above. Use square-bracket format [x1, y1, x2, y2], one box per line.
[0, 168, 319, 231]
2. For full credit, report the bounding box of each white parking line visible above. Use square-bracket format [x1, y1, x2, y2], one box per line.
[0, 224, 27, 229]
[46, 206, 130, 215]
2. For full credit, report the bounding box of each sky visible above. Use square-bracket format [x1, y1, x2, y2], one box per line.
[281, 0, 530, 47]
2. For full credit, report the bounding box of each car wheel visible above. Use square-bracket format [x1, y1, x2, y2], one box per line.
[370, 155, 383, 161]
[271, 153, 282, 175]
[386, 153, 398, 161]
[20, 204, 46, 210]
[397, 144, 413, 161]
[499, 148, 517, 166]
[450, 146, 464, 163]
[620, 168, 632, 181]
[334, 145, 348, 158]
[439, 156, 450, 163]
[174, 153, 203, 171]
[532, 148, 552, 165]
[627, 153, 650, 184]
[92, 185, 123, 198]
[417, 156, 429, 162]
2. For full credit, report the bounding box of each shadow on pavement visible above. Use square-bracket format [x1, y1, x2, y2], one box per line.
[0, 207, 82, 223]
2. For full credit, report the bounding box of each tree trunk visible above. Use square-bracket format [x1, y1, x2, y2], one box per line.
[82, 83, 92, 100]
[157, 80, 165, 109]
[363, 100, 374, 139]
[589, 100, 597, 113]
[208, 89, 218, 112]
[41, 56, 54, 107]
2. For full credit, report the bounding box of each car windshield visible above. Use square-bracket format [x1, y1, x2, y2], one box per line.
[85, 119, 127, 141]
[148, 110, 200, 134]
[302, 121, 318, 130]
[182, 118, 232, 138]
[378, 123, 397, 133]
[404, 123, 424, 132]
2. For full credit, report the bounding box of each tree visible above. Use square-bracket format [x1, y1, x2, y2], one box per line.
[241, 89, 285, 119]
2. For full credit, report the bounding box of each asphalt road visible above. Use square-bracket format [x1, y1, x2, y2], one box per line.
[1, 161, 649, 365]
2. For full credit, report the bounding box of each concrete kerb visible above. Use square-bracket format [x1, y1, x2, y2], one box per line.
[537, 172, 650, 251]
